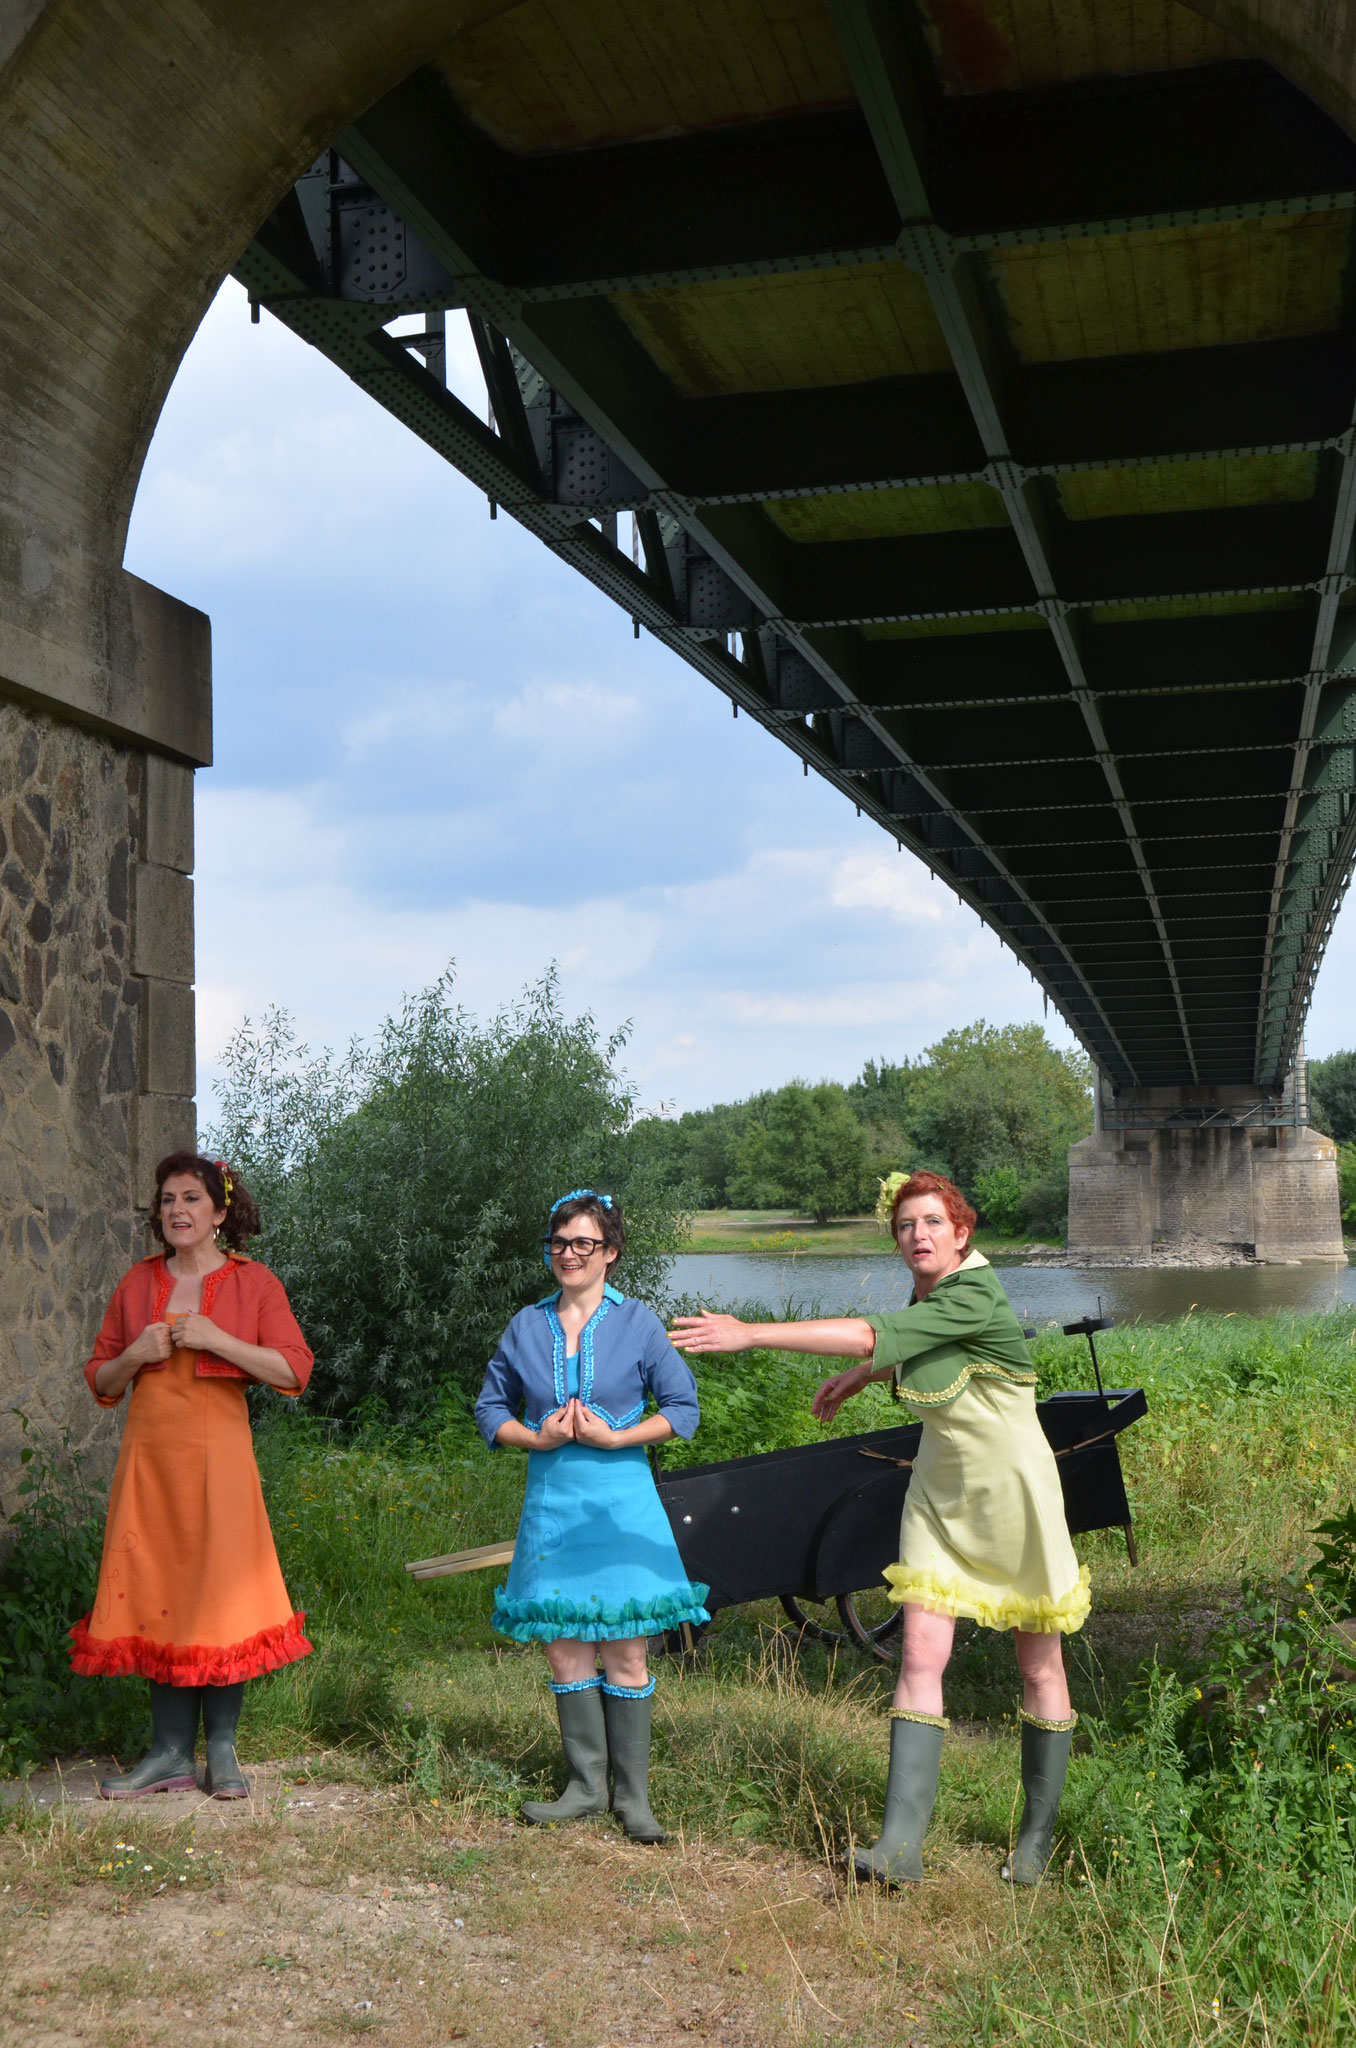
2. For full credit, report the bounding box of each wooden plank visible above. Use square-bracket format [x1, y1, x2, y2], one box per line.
[405, 1540, 516, 1580]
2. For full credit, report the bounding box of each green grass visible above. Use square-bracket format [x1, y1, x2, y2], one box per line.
[10, 1307, 1356, 2044]
[680, 1209, 1054, 1256]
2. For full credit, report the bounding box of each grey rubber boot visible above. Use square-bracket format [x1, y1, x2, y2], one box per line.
[202, 1681, 250, 1799]
[98, 1681, 200, 1798]
[1001, 1709, 1077, 1885]
[522, 1682, 609, 1824]
[852, 1711, 946, 1884]
[601, 1684, 666, 1843]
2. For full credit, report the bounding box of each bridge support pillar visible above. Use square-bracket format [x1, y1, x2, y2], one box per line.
[1068, 1090, 1346, 1264]
[0, 544, 210, 1490]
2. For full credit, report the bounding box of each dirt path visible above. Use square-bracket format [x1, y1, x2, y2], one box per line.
[0, 1762, 961, 2048]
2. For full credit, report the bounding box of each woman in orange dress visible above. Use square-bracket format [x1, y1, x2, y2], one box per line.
[71, 1150, 314, 1799]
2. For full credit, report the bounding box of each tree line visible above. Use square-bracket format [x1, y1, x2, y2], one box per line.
[629, 1020, 1091, 1234]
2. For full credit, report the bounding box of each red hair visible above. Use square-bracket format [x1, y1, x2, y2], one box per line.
[890, 1169, 977, 1241]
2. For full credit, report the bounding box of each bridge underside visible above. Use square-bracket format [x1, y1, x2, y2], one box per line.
[239, 0, 1356, 1102]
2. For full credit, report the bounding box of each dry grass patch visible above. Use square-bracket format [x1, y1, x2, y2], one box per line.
[0, 1776, 1000, 2047]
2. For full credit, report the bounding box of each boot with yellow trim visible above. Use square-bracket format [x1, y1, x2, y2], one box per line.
[852, 1709, 946, 1884]
[1001, 1708, 1077, 1885]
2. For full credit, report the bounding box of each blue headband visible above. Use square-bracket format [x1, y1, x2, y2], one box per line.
[550, 1188, 613, 1214]
[544, 1189, 614, 1269]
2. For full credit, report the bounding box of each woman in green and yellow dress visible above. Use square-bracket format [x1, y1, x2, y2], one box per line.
[670, 1169, 1087, 1887]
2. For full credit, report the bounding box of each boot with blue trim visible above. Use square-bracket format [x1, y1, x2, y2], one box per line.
[523, 1679, 610, 1824]
[1001, 1708, 1077, 1885]
[852, 1710, 946, 1884]
[601, 1678, 666, 1843]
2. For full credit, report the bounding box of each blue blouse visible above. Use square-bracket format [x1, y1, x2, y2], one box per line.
[474, 1285, 700, 1447]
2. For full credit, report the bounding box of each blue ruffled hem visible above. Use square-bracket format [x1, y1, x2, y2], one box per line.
[490, 1582, 711, 1644]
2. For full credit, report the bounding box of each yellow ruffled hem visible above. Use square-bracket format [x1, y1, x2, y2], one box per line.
[882, 1561, 1092, 1636]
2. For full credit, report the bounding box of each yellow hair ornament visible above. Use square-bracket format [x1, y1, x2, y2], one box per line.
[875, 1170, 911, 1228]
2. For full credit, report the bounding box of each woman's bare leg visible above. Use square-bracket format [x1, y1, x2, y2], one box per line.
[544, 1637, 598, 1685]
[892, 1604, 955, 1716]
[598, 1636, 649, 1689]
[1013, 1629, 1072, 1719]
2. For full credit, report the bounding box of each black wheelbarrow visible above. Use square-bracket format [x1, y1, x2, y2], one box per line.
[653, 1380, 1145, 1661]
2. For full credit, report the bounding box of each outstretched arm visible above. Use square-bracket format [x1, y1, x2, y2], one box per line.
[668, 1311, 879, 1360]
[668, 1312, 892, 1427]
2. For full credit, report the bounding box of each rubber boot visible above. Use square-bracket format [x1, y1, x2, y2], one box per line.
[202, 1681, 250, 1799]
[601, 1680, 666, 1843]
[522, 1680, 609, 1824]
[852, 1710, 947, 1885]
[1001, 1708, 1077, 1885]
[98, 1681, 200, 1798]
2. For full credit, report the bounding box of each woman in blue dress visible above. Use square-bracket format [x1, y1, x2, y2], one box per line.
[474, 1190, 708, 1842]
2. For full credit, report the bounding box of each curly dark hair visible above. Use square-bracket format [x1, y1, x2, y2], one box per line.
[152, 1151, 261, 1253]
[545, 1192, 625, 1271]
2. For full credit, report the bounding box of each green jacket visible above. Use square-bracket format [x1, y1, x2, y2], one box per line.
[866, 1251, 1036, 1409]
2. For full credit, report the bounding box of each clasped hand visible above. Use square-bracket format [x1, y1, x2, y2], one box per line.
[536, 1397, 616, 1449]
[128, 1313, 219, 1367]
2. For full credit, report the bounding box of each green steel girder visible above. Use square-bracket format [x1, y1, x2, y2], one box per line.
[229, 14, 1356, 1094]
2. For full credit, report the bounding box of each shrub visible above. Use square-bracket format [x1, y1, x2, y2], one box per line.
[0, 1415, 143, 1772]
[206, 967, 692, 1421]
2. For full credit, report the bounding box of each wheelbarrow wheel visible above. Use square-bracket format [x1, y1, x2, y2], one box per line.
[778, 1594, 850, 1647]
[836, 1589, 903, 1664]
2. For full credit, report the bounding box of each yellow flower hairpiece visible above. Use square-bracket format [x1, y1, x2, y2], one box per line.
[875, 1170, 911, 1228]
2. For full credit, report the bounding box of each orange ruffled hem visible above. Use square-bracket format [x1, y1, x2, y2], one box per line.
[68, 1611, 312, 1685]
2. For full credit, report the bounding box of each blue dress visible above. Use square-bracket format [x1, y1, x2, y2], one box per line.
[474, 1286, 709, 1644]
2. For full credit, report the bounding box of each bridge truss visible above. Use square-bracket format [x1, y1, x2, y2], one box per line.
[234, 0, 1356, 1095]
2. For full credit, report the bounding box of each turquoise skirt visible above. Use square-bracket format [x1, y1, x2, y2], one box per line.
[492, 1442, 710, 1643]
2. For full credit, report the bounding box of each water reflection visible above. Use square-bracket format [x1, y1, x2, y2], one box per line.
[666, 1253, 1356, 1325]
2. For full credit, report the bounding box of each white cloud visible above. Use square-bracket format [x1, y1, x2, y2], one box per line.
[831, 853, 946, 922]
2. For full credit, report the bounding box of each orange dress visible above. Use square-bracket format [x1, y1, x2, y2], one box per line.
[70, 1308, 312, 1685]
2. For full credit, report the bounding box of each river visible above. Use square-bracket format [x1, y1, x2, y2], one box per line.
[666, 1253, 1356, 1325]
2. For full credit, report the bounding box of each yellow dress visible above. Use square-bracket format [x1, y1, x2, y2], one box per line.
[868, 1252, 1090, 1635]
[885, 1375, 1090, 1633]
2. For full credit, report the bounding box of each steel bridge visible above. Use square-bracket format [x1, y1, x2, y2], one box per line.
[235, 1, 1356, 1104]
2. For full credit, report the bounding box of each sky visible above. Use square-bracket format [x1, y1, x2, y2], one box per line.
[123, 281, 1355, 1121]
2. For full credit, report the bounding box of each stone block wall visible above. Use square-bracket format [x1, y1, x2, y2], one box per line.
[1254, 1127, 1346, 1261]
[0, 698, 195, 1496]
[1068, 1119, 1347, 1262]
[1067, 1131, 1151, 1255]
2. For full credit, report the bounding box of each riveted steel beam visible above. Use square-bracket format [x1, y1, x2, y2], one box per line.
[829, 0, 1203, 1084]
[333, 86, 1136, 1084]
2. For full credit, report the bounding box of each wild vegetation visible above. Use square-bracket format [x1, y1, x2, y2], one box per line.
[632, 1020, 1092, 1237]
[205, 970, 691, 1421]
[5, 1307, 1356, 2043]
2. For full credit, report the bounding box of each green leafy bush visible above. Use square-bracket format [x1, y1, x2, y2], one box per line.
[973, 1163, 1024, 1235]
[0, 1415, 143, 1771]
[206, 968, 691, 1421]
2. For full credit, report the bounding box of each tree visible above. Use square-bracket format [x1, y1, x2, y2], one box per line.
[731, 1081, 870, 1224]
[1307, 1052, 1356, 1143]
[205, 969, 688, 1421]
[905, 1022, 1091, 1184]
[628, 1097, 764, 1206]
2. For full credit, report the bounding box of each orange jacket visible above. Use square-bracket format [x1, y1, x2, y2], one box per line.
[84, 1252, 314, 1407]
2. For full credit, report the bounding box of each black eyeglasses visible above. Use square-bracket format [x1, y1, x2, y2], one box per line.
[543, 1234, 607, 1259]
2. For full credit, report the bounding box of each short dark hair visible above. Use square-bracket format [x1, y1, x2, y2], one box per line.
[547, 1193, 625, 1269]
[152, 1151, 260, 1253]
